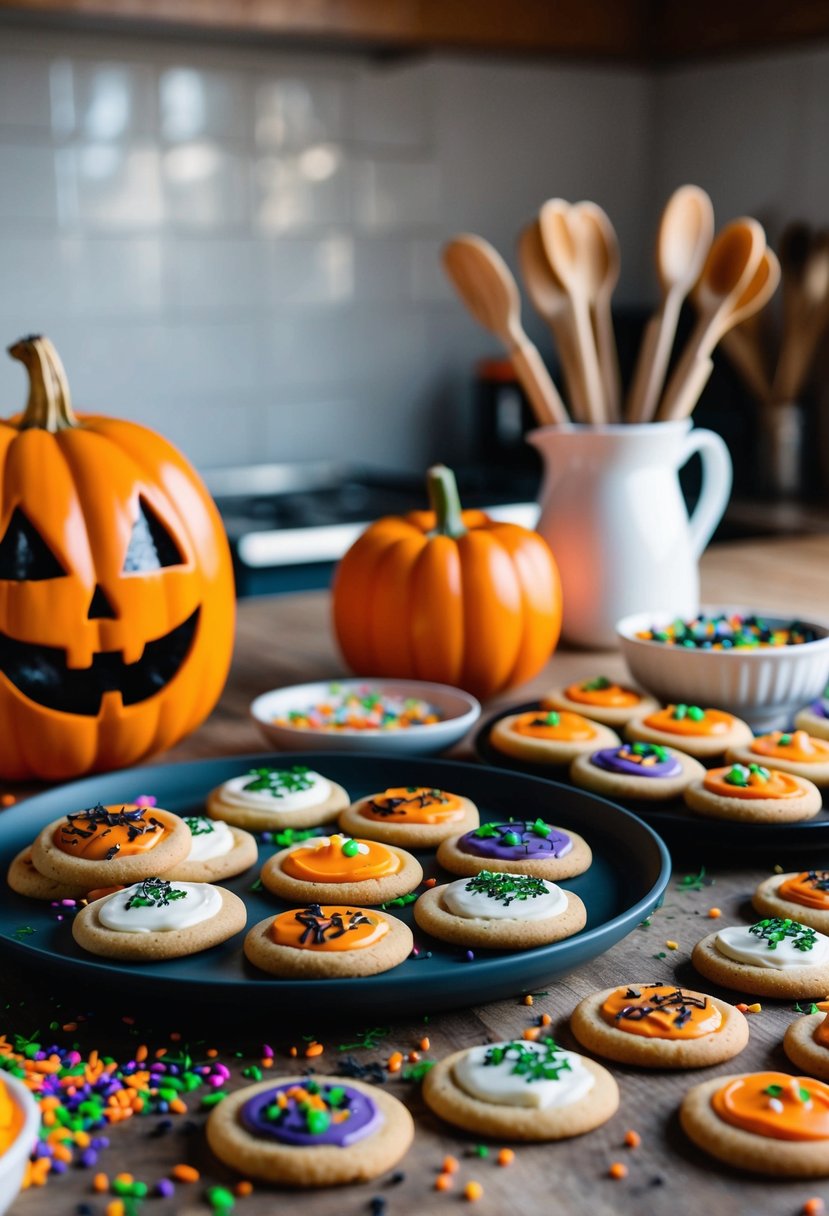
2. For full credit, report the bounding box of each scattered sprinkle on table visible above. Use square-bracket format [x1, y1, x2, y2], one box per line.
[272, 684, 443, 731]
[636, 613, 820, 649]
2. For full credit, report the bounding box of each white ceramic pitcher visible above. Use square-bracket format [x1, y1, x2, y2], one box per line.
[529, 420, 732, 648]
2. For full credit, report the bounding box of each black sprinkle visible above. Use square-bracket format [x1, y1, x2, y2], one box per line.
[650, 1176, 665, 1187]
[369, 1198, 387, 1216]
[336, 1055, 387, 1084]
[386, 1171, 406, 1186]
[148, 1117, 174, 1138]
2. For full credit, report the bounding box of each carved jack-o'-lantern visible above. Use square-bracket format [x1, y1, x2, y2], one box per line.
[0, 336, 235, 780]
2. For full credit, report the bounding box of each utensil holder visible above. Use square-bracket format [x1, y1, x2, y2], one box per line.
[759, 402, 804, 498]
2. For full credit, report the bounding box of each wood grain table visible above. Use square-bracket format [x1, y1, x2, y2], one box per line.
[7, 534, 829, 1216]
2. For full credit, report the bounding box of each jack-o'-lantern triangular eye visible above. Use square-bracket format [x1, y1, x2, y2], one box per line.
[122, 497, 185, 573]
[0, 508, 66, 580]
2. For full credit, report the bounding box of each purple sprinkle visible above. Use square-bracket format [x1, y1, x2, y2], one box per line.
[155, 1179, 175, 1198]
[80, 1149, 98, 1168]
[91, 1137, 109, 1149]
[51, 1160, 68, 1174]
[35, 1142, 52, 1158]
[60, 899, 77, 907]
[262, 1044, 274, 1058]
[465, 950, 475, 961]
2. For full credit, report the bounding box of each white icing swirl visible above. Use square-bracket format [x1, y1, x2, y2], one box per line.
[715, 923, 829, 969]
[454, 1041, 594, 1109]
[218, 771, 331, 813]
[183, 817, 234, 862]
[443, 876, 568, 921]
[97, 882, 222, 934]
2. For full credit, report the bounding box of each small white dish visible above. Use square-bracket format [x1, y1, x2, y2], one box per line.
[0, 1072, 40, 1216]
[617, 604, 829, 732]
[250, 678, 481, 756]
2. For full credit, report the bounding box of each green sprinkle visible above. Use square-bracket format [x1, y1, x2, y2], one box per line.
[182, 815, 215, 837]
[672, 704, 688, 720]
[677, 867, 709, 892]
[687, 705, 705, 721]
[242, 1065, 263, 1081]
[749, 916, 817, 952]
[764, 1083, 783, 1097]
[207, 1186, 236, 1212]
[502, 831, 521, 846]
[125, 878, 186, 911]
[402, 1059, 435, 1081]
[474, 1144, 490, 1157]
[544, 711, 560, 726]
[243, 765, 314, 798]
[249, 878, 264, 893]
[474, 823, 499, 838]
[338, 1026, 391, 1051]
[342, 838, 360, 857]
[326, 1086, 346, 1106]
[306, 1108, 331, 1135]
[800, 1086, 812, 1103]
[463, 871, 549, 907]
[724, 764, 750, 787]
[780, 733, 793, 746]
[483, 1037, 572, 1083]
[582, 676, 611, 691]
[530, 818, 551, 838]
[201, 1091, 228, 1107]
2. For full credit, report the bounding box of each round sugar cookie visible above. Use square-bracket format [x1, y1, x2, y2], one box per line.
[795, 704, 829, 742]
[626, 704, 753, 759]
[71, 878, 246, 961]
[423, 1038, 618, 1141]
[164, 817, 258, 882]
[244, 904, 413, 977]
[570, 983, 749, 1069]
[7, 847, 89, 901]
[726, 729, 829, 787]
[784, 1012, 829, 1080]
[542, 677, 659, 727]
[206, 1076, 413, 1185]
[753, 871, 829, 934]
[414, 871, 586, 949]
[570, 743, 703, 801]
[684, 764, 822, 823]
[31, 804, 191, 887]
[490, 709, 620, 766]
[436, 819, 591, 882]
[260, 833, 422, 907]
[207, 766, 349, 831]
[692, 919, 829, 998]
[338, 786, 479, 848]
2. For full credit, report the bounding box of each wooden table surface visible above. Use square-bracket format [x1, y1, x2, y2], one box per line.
[8, 533, 829, 1216]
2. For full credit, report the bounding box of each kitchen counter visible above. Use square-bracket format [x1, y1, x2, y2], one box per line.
[8, 533, 829, 1216]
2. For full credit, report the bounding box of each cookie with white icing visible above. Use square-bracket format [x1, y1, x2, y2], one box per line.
[436, 819, 591, 882]
[543, 677, 659, 727]
[423, 1037, 618, 1140]
[338, 787, 478, 848]
[414, 871, 585, 949]
[72, 877, 246, 960]
[692, 917, 829, 997]
[626, 703, 753, 759]
[207, 766, 349, 831]
[164, 816, 258, 882]
[753, 871, 829, 934]
[490, 709, 620, 766]
[570, 983, 749, 1069]
[31, 804, 191, 888]
[244, 904, 413, 978]
[260, 833, 422, 907]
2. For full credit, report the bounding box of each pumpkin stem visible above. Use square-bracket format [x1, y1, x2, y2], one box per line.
[8, 335, 78, 432]
[427, 464, 467, 538]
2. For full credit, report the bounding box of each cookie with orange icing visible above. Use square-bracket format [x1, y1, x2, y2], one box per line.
[338, 787, 479, 848]
[31, 803, 191, 887]
[570, 741, 704, 801]
[259, 833, 422, 907]
[681, 1071, 829, 1175]
[727, 729, 829, 787]
[684, 763, 822, 824]
[542, 676, 659, 727]
[753, 871, 829, 934]
[244, 903, 413, 977]
[784, 1006, 829, 1080]
[489, 708, 620, 766]
[626, 703, 753, 759]
[570, 983, 749, 1069]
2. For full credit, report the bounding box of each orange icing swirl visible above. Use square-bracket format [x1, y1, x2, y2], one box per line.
[511, 710, 597, 742]
[359, 787, 464, 825]
[563, 679, 641, 709]
[281, 834, 401, 883]
[778, 871, 829, 911]
[703, 765, 803, 800]
[0, 1079, 23, 1155]
[815, 1013, 829, 1049]
[712, 1072, 829, 1141]
[270, 904, 389, 951]
[750, 730, 829, 763]
[600, 985, 722, 1039]
[54, 804, 168, 860]
[641, 706, 734, 737]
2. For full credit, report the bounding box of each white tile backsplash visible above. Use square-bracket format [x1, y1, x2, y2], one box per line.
[262, 236, 354, 305]
[68, 60, 156, 140]
[254, 76, 348, 149]
[0, 51, 54, 130]
[254, 151, 351, 232]
[352, 158, 441, 230]
[0, 144, 58, 223]
[352, 64, 431, 149]
[162, 143, 249, 229]
[163, 238, 260, 311]
[159, 66, 247, 144]
[61, 143, 164, 229]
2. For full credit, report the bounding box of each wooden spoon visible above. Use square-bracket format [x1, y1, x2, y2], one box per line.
[660, 246, 781, 421]
[626, 185, 714, 424]
[656, 217, 767, 421]
[442, 234, 569, 427]
[539, 199, 606, 424]
[573, 201, 621, 421]
[517, 219, 588, 422]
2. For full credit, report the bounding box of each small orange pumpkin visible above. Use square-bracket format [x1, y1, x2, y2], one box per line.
[332, 464, 561, 699]
[0, 335, 235, 780]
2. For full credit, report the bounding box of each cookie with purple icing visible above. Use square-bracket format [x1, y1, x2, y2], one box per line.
[435, 818, 591, 881]
[795, 691, 829, 743]
[570, 741, 704, 801]
[206, 1076, 413, 1185]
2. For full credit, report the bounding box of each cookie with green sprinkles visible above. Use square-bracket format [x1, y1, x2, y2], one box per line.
[259, 833, 423, 907]
[489, 709, 620, 766]
[205, 1076, 413, 1185]
[570, 742, 704, 801]
[165, 816, 259, 882]
[414, 870, 586, 949]
[684, 764, 822, 824]
[626, 704, 753, 759]
[542, 677, 659, 727]
[207, 766, 350, 831]
[435, 819, 591, 881]
[692, 916, 829, 998]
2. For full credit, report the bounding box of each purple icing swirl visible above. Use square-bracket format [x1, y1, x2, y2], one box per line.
[458, 821, 572, 861]
[240, 1083, 382, 1148]
[590, 745, 682, 779]
[809, 698, 829, 721]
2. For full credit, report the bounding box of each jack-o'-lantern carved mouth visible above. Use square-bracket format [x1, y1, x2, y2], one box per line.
[0, 608, 200, 715]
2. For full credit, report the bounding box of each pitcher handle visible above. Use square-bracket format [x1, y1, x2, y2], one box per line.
[681, 427, 733, 560]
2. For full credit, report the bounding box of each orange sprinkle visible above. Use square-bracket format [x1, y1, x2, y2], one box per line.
[171, 1164, 200, 1183]
[289, 1046, 298, 1058]
[746, 1003, 762, 1014]
[261, 1057, 273, 1069]
[169, 1098, 187, 1114]
[464, 1181, 484, 1202]
[522, 995, 534, 1006]
[305, 1042, 324, 1058]
[624, 1130, 641, 1149]
[93, 1173, 109, 1193]
[114, 1173, 133, 1185]
[707, 907, 722, 919]
[435, 1173, 453, 1192]
[170, 1032, 182, 1042]
[803, 1200, 825, 1216]
[419, 1037, 431, 1051]
[207, 1048, 218, 1058]
[135, 1045, 148, 1063]
[497, 1148, 515, 1166]
[522, 1027, 541, 1041]
[155, 1048, 167, 1059]
[609, 1162, 628, 1180]
[62, 1022, 78, 1033]
[106, 1203, 124, 1216]
[1, 793, 16, 806]
[442, 1155, 459, 1174]
[388, 1051, 404, 1073]
[407, 1051, 420, 1063]
[539, 1013, 552, 1027]
[735, 1003, 749, 1013]
[235, 1181, 254, 1197]
[424, 877, 437, 888]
